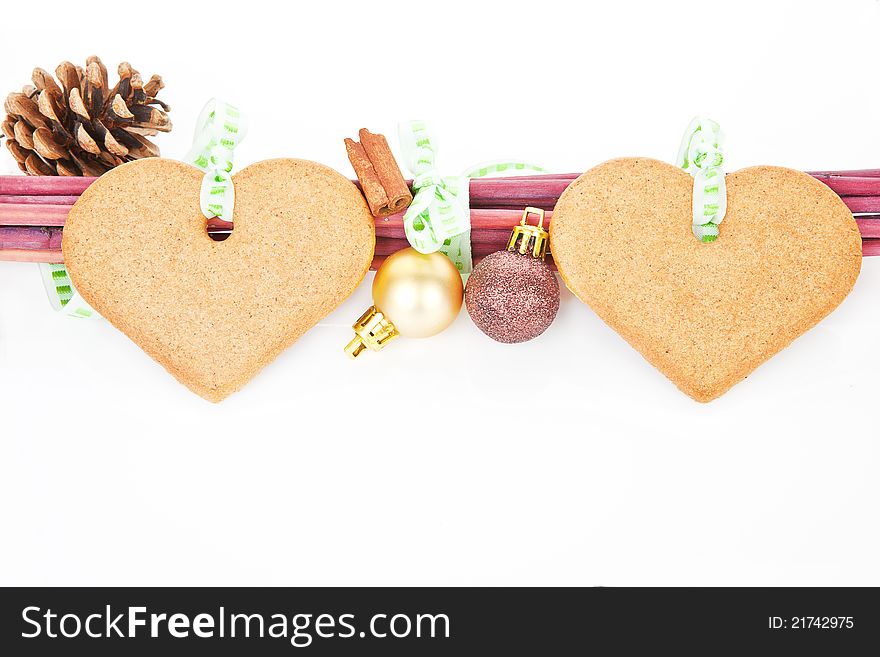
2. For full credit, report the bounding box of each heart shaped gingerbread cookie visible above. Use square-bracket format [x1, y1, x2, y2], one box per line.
[63, 157, 375, 402]
[550, 158, 862, 402]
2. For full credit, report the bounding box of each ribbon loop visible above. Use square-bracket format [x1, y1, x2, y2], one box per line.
[184, 99, 248, 223]
[676, 117, 726, 242]
[398, 121, 546, 273]
[398, 121, 472, 270]
[38, 262, 97, 318]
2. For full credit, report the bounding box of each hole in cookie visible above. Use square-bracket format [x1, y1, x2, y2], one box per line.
[207, 217, 233, 242]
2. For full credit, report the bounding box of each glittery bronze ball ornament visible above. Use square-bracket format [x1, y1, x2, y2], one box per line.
[465, 207, 560, 343]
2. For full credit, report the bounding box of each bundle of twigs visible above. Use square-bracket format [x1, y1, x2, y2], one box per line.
[2, 170, 880, 266]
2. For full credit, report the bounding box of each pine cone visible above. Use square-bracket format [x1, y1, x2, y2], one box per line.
[1, 56, 171, 176]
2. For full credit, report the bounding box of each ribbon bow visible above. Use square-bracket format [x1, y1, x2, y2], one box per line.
[398, 121, 545, 272]
[398, 121, 472, 270]
[676, 117, 726, 242]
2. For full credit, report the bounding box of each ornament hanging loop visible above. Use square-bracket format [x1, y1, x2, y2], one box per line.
[507, 207, 549, 259]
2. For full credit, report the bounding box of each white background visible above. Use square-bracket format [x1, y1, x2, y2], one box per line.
[1, 0, 879, 586]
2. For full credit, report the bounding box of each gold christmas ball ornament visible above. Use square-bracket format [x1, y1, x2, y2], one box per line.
[373, 248, 463, 337]
[345, 248, 463, 358]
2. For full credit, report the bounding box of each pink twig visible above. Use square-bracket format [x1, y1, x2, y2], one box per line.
[0, 249, 63, 263]
[0, 176, 97, 195]
[861, 240, 880, 257]
[856, 217, 880, 238]
[374, 209, 556, 239]
[0, 204, 70, 226]
[0, 195, 80, 205]
[0, 203, 232, 230]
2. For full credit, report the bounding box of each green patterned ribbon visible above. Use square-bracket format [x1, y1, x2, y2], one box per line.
[38, 262, 97, 318]
[183, 99, 248, 222]
[676, 117, 726, 242]
[398, 121, 546, 272]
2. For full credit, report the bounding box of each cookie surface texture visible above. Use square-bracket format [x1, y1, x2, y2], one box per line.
[63, 157, 375, 402]
[549, 158, 862, 402]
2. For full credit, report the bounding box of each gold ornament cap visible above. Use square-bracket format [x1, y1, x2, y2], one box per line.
[345, 305, 399, 358]
[507, 207, 549, 260]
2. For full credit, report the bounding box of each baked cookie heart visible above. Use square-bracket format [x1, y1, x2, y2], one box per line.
[63, 157, 375, 402]
[550, 158, 862, 402]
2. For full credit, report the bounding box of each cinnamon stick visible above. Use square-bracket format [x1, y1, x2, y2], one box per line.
[344, 129, 412, 217]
